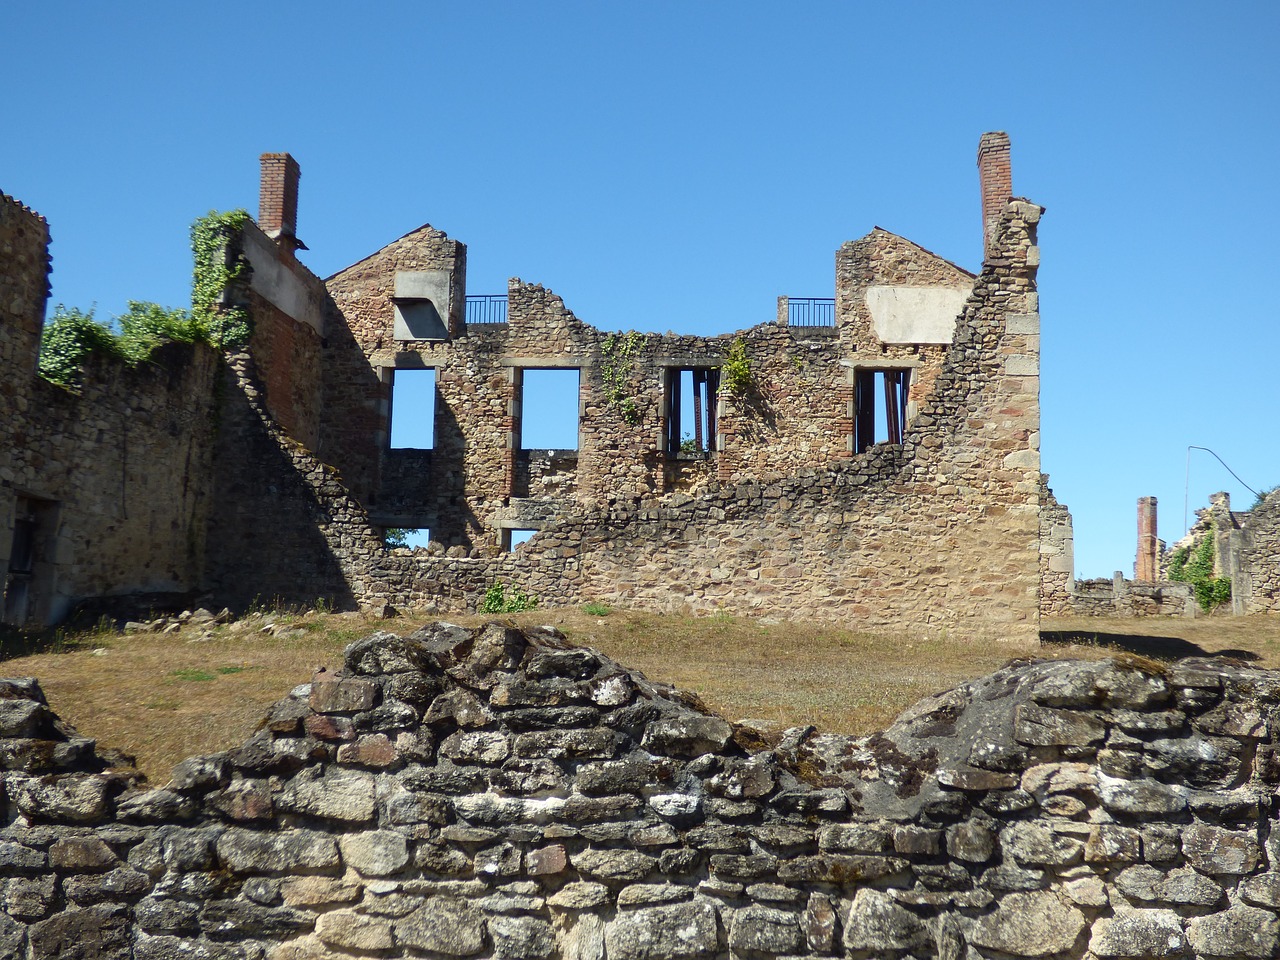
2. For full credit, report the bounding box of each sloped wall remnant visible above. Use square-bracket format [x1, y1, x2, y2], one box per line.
[3, 623, 1280, 959]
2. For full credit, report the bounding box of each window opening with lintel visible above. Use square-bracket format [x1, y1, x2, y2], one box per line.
[515, 369, 580, 451]
[665, 367, 720, 455]
[389, 368, 437, 449]
[854, 368, 912, 453]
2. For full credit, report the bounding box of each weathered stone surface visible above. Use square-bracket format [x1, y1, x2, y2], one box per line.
[489, 915, 555, 959]
[216, 828, 340, 873]
[315, 908, 394, 951]
[842, 888, 929, 952]
[571, 849, 655, 882]
[396, 898, 487, 956]
[946, 820, 995, 862]
[338, 830, 409, 875]
[968, 891, 1086, 957]
[1182, 822, 1260, 875]
[1186, 906, 1279, 959]
[1090, 909, 1188, 958]
[1013, 703, 1105, 747]
[276, 767, 376, 821]
[1002, 821, 1084, 866]
[604, 902, 718, 960]
[1097, 773, 1186, 815]
[728, 905, 800, 954]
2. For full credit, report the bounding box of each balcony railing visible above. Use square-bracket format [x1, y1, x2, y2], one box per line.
[465, 295, 507, 325]
[786, 297, 835, 328]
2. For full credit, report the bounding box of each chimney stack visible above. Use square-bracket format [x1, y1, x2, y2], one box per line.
[1136, 496, 1159, 582]
[259, 153, 303, 253]
[976, 132, 1012, 261]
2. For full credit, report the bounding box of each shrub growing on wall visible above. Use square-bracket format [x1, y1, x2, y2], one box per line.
[1167, 530, 1232, 611]
[38, 302, 203, 388]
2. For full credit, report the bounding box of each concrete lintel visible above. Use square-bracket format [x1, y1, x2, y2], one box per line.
[499, 358, 585, 369]
[839, 358, 923, 370]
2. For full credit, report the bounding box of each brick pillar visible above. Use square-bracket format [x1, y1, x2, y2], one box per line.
[259, 153, 303, 252]
[977, 132, 1012, 261]
[1135, 496, 1158, 582]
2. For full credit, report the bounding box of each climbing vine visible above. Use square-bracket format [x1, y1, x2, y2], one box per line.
[721, 336, 752, 398]
[1167, 531, 1232, 612]
[191, 209, 253, 348]
[38, 302, 207, 388]
[37, 210, 253, 388]
[601, 331, 643, 425]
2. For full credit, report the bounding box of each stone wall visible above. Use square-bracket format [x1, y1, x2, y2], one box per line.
[1040, 477, 1074, 616]
[1070, 576, 1197, 619]
[2, 191, 223, 624]
[1225, 490, 1280, 615]
[4, 622, 1280, 960]
[207, 197, 1043, 640]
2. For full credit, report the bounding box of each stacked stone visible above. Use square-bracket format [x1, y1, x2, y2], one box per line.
[1238, 489, 1280, 614]
[4, 624, 1280, 958]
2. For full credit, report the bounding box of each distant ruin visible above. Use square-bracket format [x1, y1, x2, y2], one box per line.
[2, 134, 1047, 640]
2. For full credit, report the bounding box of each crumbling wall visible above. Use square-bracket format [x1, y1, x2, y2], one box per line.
[1232, 489, 1280, 614]
[1070, 576, 1197, 619]
[1040, 476, 1074, 616]
[3, 623, 1280, 960]
[333, 199, 1043, 641]
[1, 192, 220, 623]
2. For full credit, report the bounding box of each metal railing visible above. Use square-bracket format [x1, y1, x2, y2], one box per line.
[787, 297, 835, 328]
[465, 295, 507, 324]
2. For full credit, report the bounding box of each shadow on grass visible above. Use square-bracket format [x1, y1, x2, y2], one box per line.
[1041, 629, 1260, 663]
[0, 625, 98, 664]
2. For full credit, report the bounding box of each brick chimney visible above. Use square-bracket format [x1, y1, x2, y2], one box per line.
[259, 153, 305, 253]
[1135, 496, 1158, 582]
[976, 132, 1012, 261]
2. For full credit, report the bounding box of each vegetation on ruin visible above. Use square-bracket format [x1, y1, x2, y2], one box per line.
[600, 330, 643, 424]
[37, 210, 254, 387]
[38, 302, 214, 388]
[5, 607, 1280, 783]
[479, 582, 539, 613]
[720, 335, 752, 397]
[190, 209, 253, 347]
[1254, 485, 1280, 509]
[1167, 531, 1233, 612]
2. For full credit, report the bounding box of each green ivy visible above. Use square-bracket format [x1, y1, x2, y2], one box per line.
[191, 209, 253, 348]
[38, 302, 205, 388]
[1167, 532, 1232, 612]
[38, 307, 120, 387]
[721, 336, 751, 397]
[601, 331, 643, 425]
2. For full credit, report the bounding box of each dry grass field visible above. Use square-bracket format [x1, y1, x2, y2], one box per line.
[3, 605, 1279, 785]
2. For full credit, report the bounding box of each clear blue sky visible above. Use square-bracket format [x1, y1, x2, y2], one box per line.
[5, 2, 1277, 578]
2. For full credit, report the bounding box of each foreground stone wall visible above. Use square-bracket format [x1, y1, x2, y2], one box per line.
[4, 623, 1280, 960]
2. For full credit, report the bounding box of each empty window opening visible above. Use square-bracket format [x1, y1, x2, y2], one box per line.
[516, 369, 580, 450]
[503, 529, 538, 551]
[389, 368, 437, 449]
[665, 367, 720, 455]
[854, 368, 911, 452]
[385, 527, 430, 550]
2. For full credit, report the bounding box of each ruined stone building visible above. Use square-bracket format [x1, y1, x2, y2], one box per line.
[1, 134, 1049, 641]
